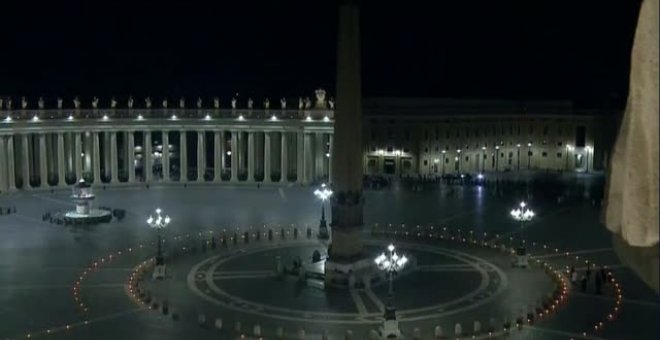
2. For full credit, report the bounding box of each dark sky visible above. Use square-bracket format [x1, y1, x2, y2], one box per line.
[0, 1, 642, 108]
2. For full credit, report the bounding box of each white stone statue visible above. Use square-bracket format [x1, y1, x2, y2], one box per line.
[247, 98, 253, 109]
[6, 98, 11, 110]
[110, 97, 117, 109]
[179, 97, 185, 109]
[162, 98, 168, 108]
[213, 97, 220, 109]
[145, 97, 152, 109]
[314, 88, 327, 108]
[38, 97, 45, 109]
[21, 96, 28, 109]
[196, 97, 202, 109]
[328, 97, 335, 110]
[231, 97, 237, 109]
[298, 97, 303, 110]
[280, 97, 286, 109]
[304, 97, 312, 109]
[92, 97, 99, 109]
[73, 97, 81, 109]
[264, 98, 270, 109]
[127, 96, 134, 109]
[57, 97, 64, 109]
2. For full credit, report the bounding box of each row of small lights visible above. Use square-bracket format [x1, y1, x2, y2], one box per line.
[15, 222, 620, 339]
[373, 223, 624, 339]
[3, 114, 332, 123]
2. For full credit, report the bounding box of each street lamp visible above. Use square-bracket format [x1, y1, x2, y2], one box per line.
[441, 150, 446, 175]
[147, 208, 171, 279]
[510, 202, 535, 268]
[375, 243, 408, 338]
[481, 146, 486, 172]
[495, 145, 500, 171]
[516, 144, 521, 171]
[314, 183, 333, 239]
[456, 149, 462, 174]
[527, 142, 532, 170]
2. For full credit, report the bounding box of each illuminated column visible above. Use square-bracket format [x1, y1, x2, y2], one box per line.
[315, 132, 324, 180]
[39, 133, 48, 187]
[92, 132, 101, 183]
[161, 131, 170, 182]
[179, 131, 187, 182]
[21, 134, 31, 187]
[328, 134, 334, 183]
[280, 132, 288, 182]
[304, 133, 313, 184]
[6, 136, 16, 190]
[247, 131, 255, 182]
[197, 131, 205, 182]
[103, 132, 111, 181]
[220, 131, 226, 175]
[264, 131, 272, 182]
[126, 131, 135, 183]
[144, 131, 153, 182]
[213, 131, 222, 182]
[110, 132, 119, 183]
[0, 137, 7, 192]
[296, 132, 304, 183]
[230, 131, 238, 182]
[57, 133, 66, 186]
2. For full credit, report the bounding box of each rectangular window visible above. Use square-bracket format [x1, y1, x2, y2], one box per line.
[557, 141, 563, 146]
[508, 152, 513, 158]
[556, 152, 562, 158]
[528, 151, 533, 156]
[423, 160, 428, 166]
[542, 152, 547, 157]
[465, 156, 469, 162]
[424, 147, 428, 153]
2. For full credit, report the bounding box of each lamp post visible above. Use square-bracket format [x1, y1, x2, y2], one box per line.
[510, 201, 535, 268]
[375, 243, 408, 338]
[314, 183, 333, 239]
[495, 145, 500, 172]
[527, 142, 532, 170]
[481, 146, 486, 172]
[147, 208, 171, 279]
[585, 146, 593, 173]
[516, 144, 521, 171]
[441, 150, 446, 175]
[456, 149, 462, 173]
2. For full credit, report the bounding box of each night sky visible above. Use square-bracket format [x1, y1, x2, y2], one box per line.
[0, 1, 642, 109]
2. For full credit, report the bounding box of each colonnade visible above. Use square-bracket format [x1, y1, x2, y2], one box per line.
[0, 127, 333, 192]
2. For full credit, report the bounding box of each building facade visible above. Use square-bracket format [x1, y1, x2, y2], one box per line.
[362, 98, 614, 177]
[0, 96, 613, 193]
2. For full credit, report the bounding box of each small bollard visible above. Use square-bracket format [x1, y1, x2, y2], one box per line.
[434, 325, 443, 339]
[473, 320, 482, 334]
[214, 318, 223, 329]
[412, 327, 421, 339]
[454, 323, 462, 337]
[197, 313, 206, 327]
[344, 329, 353, 340]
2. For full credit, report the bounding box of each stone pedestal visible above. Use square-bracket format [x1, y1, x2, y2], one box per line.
[513, 246, 529, 268]
[379, 305, 401, 339]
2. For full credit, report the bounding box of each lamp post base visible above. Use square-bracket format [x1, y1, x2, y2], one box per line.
[513, 246, 529, 268]
[318, 218, 329, 239]
[153, 255, 166, 280]
[380, 305, 401, 338]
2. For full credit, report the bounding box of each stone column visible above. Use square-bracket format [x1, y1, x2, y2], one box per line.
[214, 131, 222, 182]
[57, 133, 66, 186]
[6, 136, 16, 190]
[37, 134, 48, 187]
[328, 134, 334, 183]
[296, 132, 304, 183]
[127, 131, 135, 183]
[74, 132, 83, 181]
[230, 131, 238, 182]
[197, 131, 205, 182]
[144, 131, 152, 182]
[92, 132, 101, 184]
[22, 134, 31, 188]
[162, 131, 170, 182]
[0, 137, 7, 192]
[103, 132, 111, 181]
[281, 132, 288, 182]
[247, 131, 255, 182]
[110, 132, 119, 183]
[179, 131, 188, 182]
[315, 132, 325, 180]
[264, 131, 272, 182]
[303, 133, 313, 184]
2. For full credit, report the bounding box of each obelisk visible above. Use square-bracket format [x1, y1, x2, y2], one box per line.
[328, 0, 364, 262]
